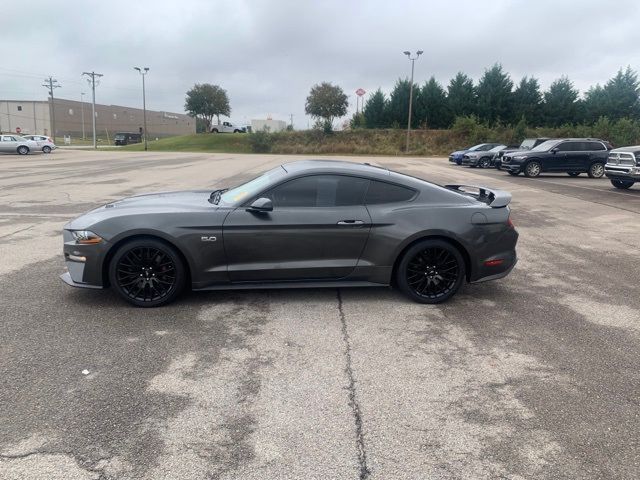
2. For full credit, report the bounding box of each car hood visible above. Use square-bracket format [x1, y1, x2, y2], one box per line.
[65, 190, 215, 230]
[450, 150, 467, 157]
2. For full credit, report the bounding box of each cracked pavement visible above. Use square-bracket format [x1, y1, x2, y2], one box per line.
[0, 150, 639, 479]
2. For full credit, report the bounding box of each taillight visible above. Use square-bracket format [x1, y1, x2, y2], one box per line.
[507, 217, 514, 229]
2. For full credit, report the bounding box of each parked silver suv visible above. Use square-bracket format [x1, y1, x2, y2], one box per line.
[605, 146, 640, 189]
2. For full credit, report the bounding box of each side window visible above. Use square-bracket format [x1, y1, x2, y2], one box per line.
[588, 142, 605, 151]
[365, 181, 416, 205]
[266, 175, 369, 208]
[556, 142, 577, 152]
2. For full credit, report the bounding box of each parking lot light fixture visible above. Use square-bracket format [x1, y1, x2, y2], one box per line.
[403, 50, 422, 153]
[134, 67, 149, 151]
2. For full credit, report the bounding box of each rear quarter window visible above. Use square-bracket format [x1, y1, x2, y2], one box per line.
[365, 181, 416, 204]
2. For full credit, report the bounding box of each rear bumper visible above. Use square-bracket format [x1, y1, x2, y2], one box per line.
[470, 256, 517, 284]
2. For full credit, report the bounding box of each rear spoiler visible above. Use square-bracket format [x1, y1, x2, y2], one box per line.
[445, 184, 512, 208]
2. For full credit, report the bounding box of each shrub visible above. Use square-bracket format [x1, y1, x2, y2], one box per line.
[248, 129, 273, 153]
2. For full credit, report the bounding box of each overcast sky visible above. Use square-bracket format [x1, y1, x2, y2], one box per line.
[2, 0, 639, 128]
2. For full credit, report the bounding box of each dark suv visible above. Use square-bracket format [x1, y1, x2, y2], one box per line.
[495, 138, 550, 170]
[501, 138, 612, 178]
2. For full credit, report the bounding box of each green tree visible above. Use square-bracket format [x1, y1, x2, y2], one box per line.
[476, 64, 514, 124]
[603, 67, 640, 121]
[416, 77, 452, 128]
[386, 78, 419, 128]
[583, 84, 607, 124]
[543, 76, 580, 126]
[363, 89, 388, 128]
[184, 83, 231, 132]
[350, 112, 366, 129]
[447, 72, 476, 118]
[513, 77, 543, 126]
[305, 82, 348, 132]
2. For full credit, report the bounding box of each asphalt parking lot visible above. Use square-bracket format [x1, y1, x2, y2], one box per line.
[1, 150, 639, 479]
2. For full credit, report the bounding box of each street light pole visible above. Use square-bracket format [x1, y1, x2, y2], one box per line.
[134, 67, 149, 151]
[82, 71, 103, 149]
[403, 50, 423, 153]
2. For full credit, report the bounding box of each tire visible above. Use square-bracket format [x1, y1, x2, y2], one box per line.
[233, 129, 240, 133]
[567, 172, 580, 177]
[508, 171, 519, 176]
[211, 129, 219, 134]
[42, 146, 52, 154]
[524, 161, 541, 177]
[478, 157, 491, 168]
[588, 162, 605, 178]
[17, 146, 29, 155]
[611, 179, 634, 189]
[108, 238, 186, 307]
[396, 239, 465, 304]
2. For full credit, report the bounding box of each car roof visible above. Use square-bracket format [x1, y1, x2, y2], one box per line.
[281, 160, 391, 179]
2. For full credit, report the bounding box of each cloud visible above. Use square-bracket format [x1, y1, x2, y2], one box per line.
[1, 0, 639, 128]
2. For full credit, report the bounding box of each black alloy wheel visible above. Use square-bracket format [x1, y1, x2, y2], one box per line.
[524, 161, 541, 177]
[588, 162, 605, 178]
[479, 157, 491, 168]
[611, 179, 634, 189]
[397, 239, 465, 304]
[567, 172, 580, 177]
[109, 238, 185, 307]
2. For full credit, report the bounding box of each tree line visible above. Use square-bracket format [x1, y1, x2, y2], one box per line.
[357, 64, 640, 130]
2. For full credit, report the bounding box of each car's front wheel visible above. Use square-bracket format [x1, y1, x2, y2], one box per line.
[17, 146, 29, 155]
[109, 238, 186, 307]
[396, 239, 465, 304]
[611, 179, 634, 189]
[588, 162, 605, 178]
[479, 157, 491, 168]
[43, 146, 52, 154]
[524, 161, 541, 177]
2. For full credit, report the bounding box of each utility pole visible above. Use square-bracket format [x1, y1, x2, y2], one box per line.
[82, 71, 103, 149]
[42, 77, 61, 142]
[134, 67, 149, 151]
[403, 50, 423, 153]
[80, 92, 86, 140]
[289, 113, 294, 130]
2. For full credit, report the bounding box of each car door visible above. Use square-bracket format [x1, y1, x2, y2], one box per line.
[223, 174, 372, 282]
[0, 136, 17, 153]
[584, 141, 607, 168]
[545, 141, 577, 171]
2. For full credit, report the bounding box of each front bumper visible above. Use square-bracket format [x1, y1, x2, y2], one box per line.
[604, 165, 640, 181]
[502, 162, 523, 173]
[61, 230, 108, 288]
[461, 157, 478, 166]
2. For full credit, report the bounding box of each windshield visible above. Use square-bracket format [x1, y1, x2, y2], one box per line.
[531, 140, 561, 152]
[489, 145, 507, 152]
[467, 144, 487, 152]
[219, 166, 286, 205]
[114, 134, 125, 139]
[520, 139, 536, 149]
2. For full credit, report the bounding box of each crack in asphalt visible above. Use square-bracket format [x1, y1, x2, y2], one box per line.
[337, 289, 370, 480]
[0, 450, 111, 479]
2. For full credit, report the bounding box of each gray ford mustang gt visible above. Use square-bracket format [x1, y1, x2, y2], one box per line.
[61, 160, 518, 307]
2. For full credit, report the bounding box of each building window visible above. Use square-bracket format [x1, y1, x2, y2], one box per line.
[17, 105, 22, 111]
[69, 109, 74, 115]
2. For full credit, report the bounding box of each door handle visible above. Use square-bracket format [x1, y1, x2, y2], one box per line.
[337, 220, 365, 225]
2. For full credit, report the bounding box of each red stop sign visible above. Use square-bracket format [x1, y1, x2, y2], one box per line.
[356, 88, 366, 96]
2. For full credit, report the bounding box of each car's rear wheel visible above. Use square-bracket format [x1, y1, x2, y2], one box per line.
[524, 161, 541, 177]
[611, 179, 634, 189]
[479, 157, 491, 168]
[109, 238, 186, 307]
[17, 146, 29, 155]
[43, 146, 52, 154]
[588, 162, 605, 178]
[567, 172, 580, 177]
[396, 239, 465, 304]
[211, 129, 219, 134]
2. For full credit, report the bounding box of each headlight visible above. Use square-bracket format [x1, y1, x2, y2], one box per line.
[71, 230, 103, 245]
[515, 155, 528, 161]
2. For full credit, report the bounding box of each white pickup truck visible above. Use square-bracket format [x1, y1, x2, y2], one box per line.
[210, 121, 245, 133]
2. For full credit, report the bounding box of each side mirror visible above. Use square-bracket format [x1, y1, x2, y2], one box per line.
[550, 148, 558, 154]
[247, 197, 273, 213]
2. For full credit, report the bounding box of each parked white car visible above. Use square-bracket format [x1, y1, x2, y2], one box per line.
[22, 135, 57, 153]
[210, 121, 246, 133]
[0, 134, 42, 155]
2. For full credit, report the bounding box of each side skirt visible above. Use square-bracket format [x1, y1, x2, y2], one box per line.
[193, 280, 389, 291]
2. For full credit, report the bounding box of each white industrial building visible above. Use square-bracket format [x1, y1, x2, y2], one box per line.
[251, 118, 287, 133]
